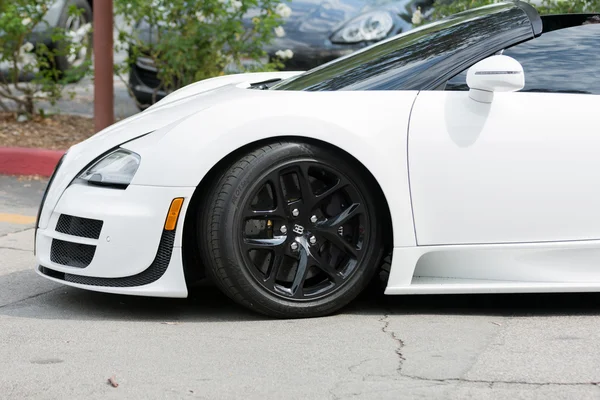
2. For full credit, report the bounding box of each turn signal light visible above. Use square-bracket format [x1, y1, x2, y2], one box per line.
[165, 198, 184, 231]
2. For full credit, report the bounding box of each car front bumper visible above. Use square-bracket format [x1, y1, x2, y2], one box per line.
[35, 180, 195, 298]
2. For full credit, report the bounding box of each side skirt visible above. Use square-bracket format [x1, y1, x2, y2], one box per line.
[385, 239, 600, 295]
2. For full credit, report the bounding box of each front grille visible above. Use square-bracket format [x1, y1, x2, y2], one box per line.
[55, 214, 103, 239]
[132, 63, 162, 89]
[50, 239, 96, 268]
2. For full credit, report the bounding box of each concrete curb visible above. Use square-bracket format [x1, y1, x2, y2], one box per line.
[0, 147, 65, 177]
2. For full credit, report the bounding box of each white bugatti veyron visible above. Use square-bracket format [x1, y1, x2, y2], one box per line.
[35, 2, 600, 317]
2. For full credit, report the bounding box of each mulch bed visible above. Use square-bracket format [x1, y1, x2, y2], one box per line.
[0, 112, 95, 150]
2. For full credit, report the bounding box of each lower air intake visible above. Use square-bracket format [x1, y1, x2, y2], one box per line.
[50, 239, 96, 268]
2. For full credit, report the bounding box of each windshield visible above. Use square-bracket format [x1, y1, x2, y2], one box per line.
[271, 3, 531, 91]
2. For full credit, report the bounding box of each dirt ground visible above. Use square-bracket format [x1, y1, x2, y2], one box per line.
[0, 112, 95, 150]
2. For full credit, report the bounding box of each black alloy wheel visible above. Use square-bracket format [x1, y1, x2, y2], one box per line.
[198, 141, 384, 318]
[240, 160, 370, 300]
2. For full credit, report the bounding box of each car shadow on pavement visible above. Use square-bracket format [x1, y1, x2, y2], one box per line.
[346, 281, 600, 318]
[4, 271, 600, 322]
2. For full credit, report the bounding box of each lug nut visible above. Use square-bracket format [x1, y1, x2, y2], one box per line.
[292, 208, 299, 217]
[280, 225, 287, 234]
[310, 215, 318, 223]
[309, 236, 317, 245]
[290, 242, 299, 251]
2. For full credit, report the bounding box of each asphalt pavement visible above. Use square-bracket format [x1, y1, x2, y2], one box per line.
[2, 174, 600, 399]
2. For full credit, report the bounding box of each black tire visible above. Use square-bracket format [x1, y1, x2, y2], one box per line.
[197, 141, 385, 318]
[55, 0, 92, 80]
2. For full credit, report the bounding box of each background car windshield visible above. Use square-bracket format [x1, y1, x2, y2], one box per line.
[271, 3, 529, 91]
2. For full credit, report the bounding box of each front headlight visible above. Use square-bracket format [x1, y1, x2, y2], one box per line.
[331, 11, 394, 44]
[77, 149, 141, 188]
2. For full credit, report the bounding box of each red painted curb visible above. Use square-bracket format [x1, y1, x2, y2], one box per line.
[0, 147, 65, 177]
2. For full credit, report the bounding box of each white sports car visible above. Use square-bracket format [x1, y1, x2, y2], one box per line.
[35, 2, 600, 318]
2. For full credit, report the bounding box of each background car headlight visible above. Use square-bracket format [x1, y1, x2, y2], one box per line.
[331, 11, 394, 44]
[77, 149, 141, 188]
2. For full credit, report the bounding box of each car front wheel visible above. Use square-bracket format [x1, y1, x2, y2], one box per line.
[198, 141, 385, 318]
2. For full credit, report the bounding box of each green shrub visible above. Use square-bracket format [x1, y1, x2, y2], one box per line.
[0, 0, 90, 117]
[115, 0, 291, 107]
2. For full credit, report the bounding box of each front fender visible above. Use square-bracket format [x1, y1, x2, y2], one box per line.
[123, 90, 419, 247]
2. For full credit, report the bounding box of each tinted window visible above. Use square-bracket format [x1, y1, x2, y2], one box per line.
[271, 3, 532, 91]
[446, 22, 600, 94]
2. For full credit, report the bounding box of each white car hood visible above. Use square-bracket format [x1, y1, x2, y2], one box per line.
[74, 70, 303, 161]
[38, 71, 303, 229]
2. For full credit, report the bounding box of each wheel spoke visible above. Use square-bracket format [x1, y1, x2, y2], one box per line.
[290, 246, 309, 297]
[267, 171, 288, 215]
[311, 251, 344, 284]
[303, 242, 344, 285]
[315, 178, 349, 201]
[243, 172, 287, 218]
[319, 230, 358, 258]
[244, 207, 286, 219]
[265, 254, 285, 286]
[296, 164, 315, 206]
[315, 203, 363, 232]
[243, 236, 286, 250]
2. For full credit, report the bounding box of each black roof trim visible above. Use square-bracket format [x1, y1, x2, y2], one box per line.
[514, 1, 543, 36]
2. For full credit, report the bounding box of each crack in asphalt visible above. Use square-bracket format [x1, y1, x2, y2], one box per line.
[347, 358, 375, 374]
[397, 374, 600, 388]
[0, 227, 33, 239]
[378, 313, 405, 372]
[0, 246, 32, 253]
[374, 313, 600, 389]
[0, 287, 60, 310]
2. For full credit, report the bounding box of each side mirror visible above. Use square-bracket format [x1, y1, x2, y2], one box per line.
[467, 55, 524, 103]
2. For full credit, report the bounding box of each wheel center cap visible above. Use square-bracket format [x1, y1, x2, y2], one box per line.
[292, 224, 305, 235]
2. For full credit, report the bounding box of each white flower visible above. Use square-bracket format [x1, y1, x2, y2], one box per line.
[275, 48, 294, 60]
[275, 3, 292, 18]
[274, 26, 285, 37]
[232, 0, 243, 11]
[20, 42, 34, 53]
[21, 17, 32, 26]
[196, 11, 206, 22]
[151, 0, 166, 12]
[411, 7, 423, 25]
[17, 50, 36, 68]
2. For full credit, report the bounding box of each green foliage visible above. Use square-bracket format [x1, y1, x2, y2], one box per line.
[115, 0, 290, 107]
[423, 0, 600, 23]
[0, 0, 91, 116]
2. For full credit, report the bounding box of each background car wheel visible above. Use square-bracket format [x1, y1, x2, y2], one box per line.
[198, 141, 385, 318]
[55, 0, 93, 81]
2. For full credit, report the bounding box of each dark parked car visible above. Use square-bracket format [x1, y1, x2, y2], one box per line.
[128, 0, 432, 107]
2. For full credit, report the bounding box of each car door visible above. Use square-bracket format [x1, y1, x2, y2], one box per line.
[408, 22, 600, 246]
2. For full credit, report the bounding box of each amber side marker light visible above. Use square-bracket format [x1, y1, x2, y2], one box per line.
[165, 198, 184, 231]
